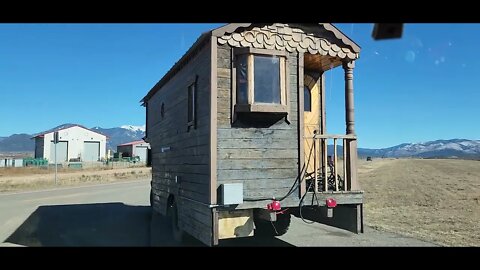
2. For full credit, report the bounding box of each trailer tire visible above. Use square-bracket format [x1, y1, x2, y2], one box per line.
[167, 199, 185, 244]
[254, 213, 291, 237]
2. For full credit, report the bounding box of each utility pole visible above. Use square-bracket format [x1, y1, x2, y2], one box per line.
[54, 131, 58, 185]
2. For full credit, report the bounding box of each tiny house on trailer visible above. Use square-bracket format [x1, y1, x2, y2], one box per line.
[143, 23, 363, 246]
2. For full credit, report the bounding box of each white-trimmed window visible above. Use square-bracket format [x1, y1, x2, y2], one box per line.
[234, 48, 288, 114]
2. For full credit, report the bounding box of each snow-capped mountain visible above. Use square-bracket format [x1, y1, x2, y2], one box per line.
[92, 125, 145, 151]
[120, 125, 146, 133]
[357, 139, 480, 159]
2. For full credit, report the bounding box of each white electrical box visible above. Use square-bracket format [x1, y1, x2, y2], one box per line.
[219, 183, 244, 205]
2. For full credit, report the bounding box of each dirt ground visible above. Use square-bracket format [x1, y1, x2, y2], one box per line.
[0, 166, 152, 193]
[358, 158, 480, 246]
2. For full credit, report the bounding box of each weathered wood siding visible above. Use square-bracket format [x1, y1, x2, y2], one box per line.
[147, 39, 213, 245]
[216, 43, 300, 209]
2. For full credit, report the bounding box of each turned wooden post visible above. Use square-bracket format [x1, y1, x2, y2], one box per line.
[344, 61, 355, 135]
[343, 61, 359, 190]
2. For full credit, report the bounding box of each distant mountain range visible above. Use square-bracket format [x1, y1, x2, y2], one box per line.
[326, 139, 480, 159]
[0, 127, 479, 159]
[357, 139, 480, 159]
[0, 134, 35, 152]
[0, 124, 145, 152]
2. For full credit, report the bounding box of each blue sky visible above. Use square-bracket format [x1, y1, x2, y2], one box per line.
[0, 23, 478, 148]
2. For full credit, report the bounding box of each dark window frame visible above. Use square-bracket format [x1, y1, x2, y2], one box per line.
[304, 85, 312, 112]
[161, 102, 165, 119]
[187, 75, 197, 131]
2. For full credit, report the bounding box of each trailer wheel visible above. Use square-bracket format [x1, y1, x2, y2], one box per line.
[167, 199, 185, 243]
[254, 213, 291, 237]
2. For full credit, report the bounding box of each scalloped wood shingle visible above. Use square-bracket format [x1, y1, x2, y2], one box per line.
[218, 23, 359, 60]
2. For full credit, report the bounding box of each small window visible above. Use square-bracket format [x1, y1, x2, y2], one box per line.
[234, 48, 288, 114]
[187, 78, 196, 130]
[161, 103, 165, 119]
[254, 55, 281, 104]
[304, 86, 311, 112]
[236, 54, 248, 104]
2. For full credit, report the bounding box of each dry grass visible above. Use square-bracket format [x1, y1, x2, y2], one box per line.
[0, 167, 152, 193]
[0, 164, 145, 177]
[358, 158, 480, 246]
[0, 167, 75, 176]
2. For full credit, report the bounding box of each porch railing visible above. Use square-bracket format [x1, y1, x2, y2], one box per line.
[304, 134, 357, 192]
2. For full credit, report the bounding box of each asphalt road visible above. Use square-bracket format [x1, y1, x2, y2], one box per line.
[0, 180, 436, 247]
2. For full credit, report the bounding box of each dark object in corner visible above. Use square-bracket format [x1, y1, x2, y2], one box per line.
[372, 24, 404, 40]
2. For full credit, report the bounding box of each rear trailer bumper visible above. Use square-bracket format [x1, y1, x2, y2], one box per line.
[287, 191, 364, 234]
[212, 191, 363, 245]
[290, 204, 364, 234]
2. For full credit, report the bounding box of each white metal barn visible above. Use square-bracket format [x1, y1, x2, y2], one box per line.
[33, 124, 107, 164]
[116, 140, 150, 163]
